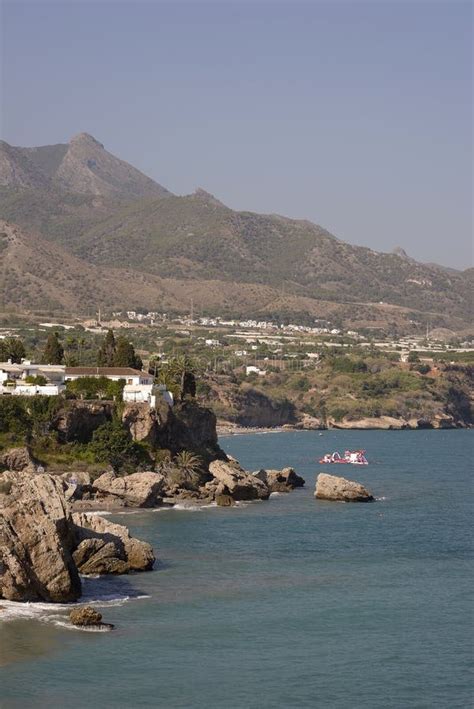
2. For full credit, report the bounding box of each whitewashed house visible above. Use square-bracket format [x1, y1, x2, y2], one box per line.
[0, 361, 66, 396]
[123, 383, 174, 407]
[65, 367, 153, 386]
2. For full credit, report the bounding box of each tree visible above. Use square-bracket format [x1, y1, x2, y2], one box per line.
[0, 337, 26, 363]
[158, 355, 196, 401]
[41, 332, 64, 364]
[89, 421, 146, 472]
[114, 336, 143, 369]
[97, 330, 116, 367]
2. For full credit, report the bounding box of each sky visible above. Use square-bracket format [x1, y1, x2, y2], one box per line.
[1, 0, 472, 269]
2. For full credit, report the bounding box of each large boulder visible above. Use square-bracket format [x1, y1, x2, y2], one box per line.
[209, 459, 270, 501]
[72, 512, 155, 572]
[254, 467, 305, 492]
[0, 474, 81, 602]
[315, 473, 374, 502]
[92, 471, 164, 508]
[72, 538, 129, 575]
[0, 446, 38, 473]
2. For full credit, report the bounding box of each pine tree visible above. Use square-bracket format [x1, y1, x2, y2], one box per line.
[42, 332, 64, 365]
[97, 330, 116, 367]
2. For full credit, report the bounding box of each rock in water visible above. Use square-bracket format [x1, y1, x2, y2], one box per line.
[215, 494, 235, 507]
[69, 606, 114, 630]
[0, 474, 81, 602]
[209, 459, 270, 500]
[72, 513, 155, 572]
[254, 467, 305, 492]
[315, 473, 374, 502]
[69, 606, 102, 625]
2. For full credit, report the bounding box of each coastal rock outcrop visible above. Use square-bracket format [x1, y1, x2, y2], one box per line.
[0, 474, 81, 602]
[91, 471, 164, 508]
[328, 416, 408, 430]
[72, 512, 155, 572]
[314, 473, 374, 502]
[209, 459, 270, 501]
[254, 467, 305, 492]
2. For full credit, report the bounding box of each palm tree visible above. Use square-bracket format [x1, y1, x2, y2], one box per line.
[174, 450, 202, 474]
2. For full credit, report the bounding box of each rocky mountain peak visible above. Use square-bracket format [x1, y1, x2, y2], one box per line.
[392, 246, 412, 260]
[69, 132, 105, 149]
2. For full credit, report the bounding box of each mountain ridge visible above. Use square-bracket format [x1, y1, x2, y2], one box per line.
[0, 133, 471, 331]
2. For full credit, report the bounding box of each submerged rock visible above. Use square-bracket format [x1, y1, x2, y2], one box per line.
[209, 459, 270, 501]
[0, 474, 81, 602]
[254, 467, 305, 492]
[315, 473, 374, 502]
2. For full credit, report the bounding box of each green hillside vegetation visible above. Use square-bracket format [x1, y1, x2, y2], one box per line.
[199, 355, 473, 427]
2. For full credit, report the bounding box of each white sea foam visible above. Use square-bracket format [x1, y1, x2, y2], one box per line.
[154, 502, 217, 512]
[0, 578, 150, 626]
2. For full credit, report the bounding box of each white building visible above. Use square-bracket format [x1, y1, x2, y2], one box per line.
[123, 383, 174, 408]
[65, 367, 153, 386]
[246, 365, 266, 376]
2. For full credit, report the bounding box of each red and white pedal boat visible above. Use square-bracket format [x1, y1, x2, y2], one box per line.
[319, 450, 368, 465]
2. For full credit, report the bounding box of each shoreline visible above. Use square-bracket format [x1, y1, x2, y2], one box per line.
[217, 422, 471, 436]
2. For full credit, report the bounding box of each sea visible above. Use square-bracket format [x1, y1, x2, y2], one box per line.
[0, 430, 472, 709]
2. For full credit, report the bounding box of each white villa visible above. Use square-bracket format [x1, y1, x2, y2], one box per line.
[0, 362, 172, 406]
[64, 367, 153, 386]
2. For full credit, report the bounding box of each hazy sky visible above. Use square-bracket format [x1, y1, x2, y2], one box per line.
[1, 0, 472, 268]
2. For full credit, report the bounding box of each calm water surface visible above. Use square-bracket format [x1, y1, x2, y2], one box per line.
[0, 430, 472, 709]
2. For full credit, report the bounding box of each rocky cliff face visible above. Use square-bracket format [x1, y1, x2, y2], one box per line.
[0, 472, 154, 602]
[0, 474, 81, 601]
[122, 399, 224, 463]
[52, 401, 114, 443]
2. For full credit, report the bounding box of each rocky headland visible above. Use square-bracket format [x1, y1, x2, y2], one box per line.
[0, 398, 307, 605]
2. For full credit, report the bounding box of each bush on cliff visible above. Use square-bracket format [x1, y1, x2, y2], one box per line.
[89, 421, 151, 472]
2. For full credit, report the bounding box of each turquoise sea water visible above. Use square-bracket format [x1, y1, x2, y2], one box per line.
[0, 430, 472, 709]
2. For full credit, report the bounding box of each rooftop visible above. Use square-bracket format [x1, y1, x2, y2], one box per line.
[65, 367, 149, 376]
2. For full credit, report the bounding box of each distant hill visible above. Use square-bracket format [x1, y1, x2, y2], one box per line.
[0, 133, 471, 332]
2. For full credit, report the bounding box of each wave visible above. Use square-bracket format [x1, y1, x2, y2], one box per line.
[153, 502, 217, 512]
[0, 577, 150, 627]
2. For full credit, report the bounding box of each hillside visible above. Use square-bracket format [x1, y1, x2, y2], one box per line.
[0, 133, 471, 331]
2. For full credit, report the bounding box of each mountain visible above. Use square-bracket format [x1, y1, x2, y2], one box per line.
[0, 133, 171, 199]
[0, 133, 471, 332]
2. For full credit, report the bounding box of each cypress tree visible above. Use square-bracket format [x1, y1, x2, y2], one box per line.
[42, 332, 64, 365]
[114, 336, 143, 369]
[97, 330, 116, 367]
